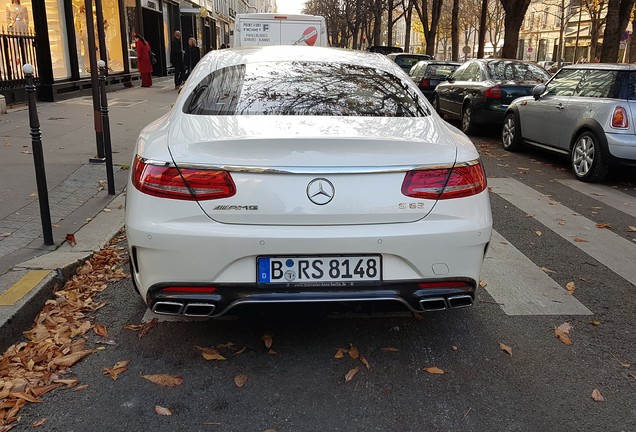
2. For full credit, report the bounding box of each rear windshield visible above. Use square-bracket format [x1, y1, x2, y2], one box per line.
[486, 61, 550, 82]
[394, 55, 428, 70]
[425, 64, 459, 79]
[617, 71, 636, 100]
[183, 61, 429, 117]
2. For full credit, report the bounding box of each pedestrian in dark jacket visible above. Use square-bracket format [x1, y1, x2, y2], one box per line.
[184, 37, 201, 80]
[170, 30, 185, 89]
[134, 33, 153, 87]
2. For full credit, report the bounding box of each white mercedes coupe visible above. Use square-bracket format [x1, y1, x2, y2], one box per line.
[125, 45, 493, 318]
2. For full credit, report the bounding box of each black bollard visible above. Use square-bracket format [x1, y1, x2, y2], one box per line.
[98, 60, 115, 195]
[23, 64, 54, 246]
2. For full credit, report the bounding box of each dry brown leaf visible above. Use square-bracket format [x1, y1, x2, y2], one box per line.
[479, 280, 487, 288]
[535, 231, 542, 237]
[565, 282, 576, 295]
[65, 233, 77, 247]
[103, 360, 130, 380]
[234, 346, 247, 355]
[627, 226, 636, 232]
[31, 418, 48, 427]
[30, 384, 61, 398]
[591, 389, 604, 402]
[262, 332, 273, 350]
[9, 392, 41, 403]
[629, 374, 636, 381]
[94, 324, 109, 338]
[74, 385, 89, 392]
[344, 367, 360, 382]
[142, 374, 184, 387]
[334, 348, 346, 359]
[138, 319, 158, 339]
[53, 379, 80, 387]
[590, 321, 602, 326]
[381, 347, 399, 352]
[554, 323, 573, 345]
[234, 374, 248, 388]
[348, 345, 360, 360]
[573, 237, 589, 243]
[52, 349, 95, 367]
[123, 324, 145, 331]
[155, 405, 173, 416]
[360, 356, 371, 370]
[548, 201, 560, 205]
[540, 267, 556, 274]
[595, 223, 611, 229]
[499, 343, 513, 357]
[195, 346, 226, 361]
[424, 367, 446, 375]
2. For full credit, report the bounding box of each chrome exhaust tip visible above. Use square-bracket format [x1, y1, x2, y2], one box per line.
[447, 294, 473, 309]
[183, 303, 216, 317]
[152, 301, 184, 315]
[419, 297, 447, 311]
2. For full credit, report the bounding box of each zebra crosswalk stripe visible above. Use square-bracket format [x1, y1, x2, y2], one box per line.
[488, 177, 636, 288]
[557, 179, 636, 218]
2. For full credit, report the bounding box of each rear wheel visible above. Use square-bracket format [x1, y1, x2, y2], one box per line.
[461, 104, 476, 135]
[570, 131, 609, 182]
[502, 112, 523, 152]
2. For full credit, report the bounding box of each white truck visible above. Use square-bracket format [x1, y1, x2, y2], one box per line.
[233, 13, 328, 48]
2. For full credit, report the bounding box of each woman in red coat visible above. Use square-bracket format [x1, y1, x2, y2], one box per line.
[134, 34, 153, 87]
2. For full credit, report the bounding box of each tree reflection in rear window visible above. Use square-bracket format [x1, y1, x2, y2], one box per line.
[182, 61, 429, 117]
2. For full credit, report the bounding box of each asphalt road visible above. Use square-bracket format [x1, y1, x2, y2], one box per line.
[11, 127, 636, 432]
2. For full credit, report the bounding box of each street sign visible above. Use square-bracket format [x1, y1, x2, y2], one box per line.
[462, 45, 471, 54]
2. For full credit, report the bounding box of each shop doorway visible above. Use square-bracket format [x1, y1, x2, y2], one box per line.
[142, 8, 165, 76]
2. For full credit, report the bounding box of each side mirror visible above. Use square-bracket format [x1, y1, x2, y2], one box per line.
[532, 84, 546, 100]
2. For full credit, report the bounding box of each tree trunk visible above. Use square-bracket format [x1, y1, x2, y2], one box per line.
[600, 0, 635, 62]
[388, 1, 395, 46]
[630, 17, 636, 62]
[404, 0, 413, 52]
[372, 0, 384, 46]
[477, 0, 488, 58]
[451, 0, 459, 60]
[499, 0, 531, 59]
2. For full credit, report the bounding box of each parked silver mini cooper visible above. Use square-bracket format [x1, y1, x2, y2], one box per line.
[502, 64, 636, 182]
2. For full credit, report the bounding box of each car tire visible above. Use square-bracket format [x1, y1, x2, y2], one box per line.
[461, 104, 476, 135]
[502, 112, 524, 152]
[570, 131, 609, 183]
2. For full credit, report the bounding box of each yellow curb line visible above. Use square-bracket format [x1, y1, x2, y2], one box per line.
[0, 270, 51, 306]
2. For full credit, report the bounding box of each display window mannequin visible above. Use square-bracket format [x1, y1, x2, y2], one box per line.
[5, 0, 28, 33]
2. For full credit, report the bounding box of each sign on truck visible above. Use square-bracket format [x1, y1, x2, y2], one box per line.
[234, 13, 328, 48]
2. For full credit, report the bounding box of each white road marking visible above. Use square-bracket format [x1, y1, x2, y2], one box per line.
[558, 179, 636, 219]
[489, 177, 636, 287]
[482, 231, 592, 315]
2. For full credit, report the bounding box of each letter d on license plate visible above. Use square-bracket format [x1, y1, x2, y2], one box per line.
[257, 255, 382, 285]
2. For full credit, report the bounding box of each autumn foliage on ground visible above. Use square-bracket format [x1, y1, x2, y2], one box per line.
[0, 237, 127, 430]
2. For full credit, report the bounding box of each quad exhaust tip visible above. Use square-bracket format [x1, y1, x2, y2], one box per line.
[152, 301, 184, 315]
[447, 294, 473, 309]
[183, 303, 216, 317]
[419, 295, 474, 311]
[152, 301, 216, 317]
[419, 297, 447, 311]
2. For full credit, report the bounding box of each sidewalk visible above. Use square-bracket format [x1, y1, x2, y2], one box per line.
[0, 77, 178, 350]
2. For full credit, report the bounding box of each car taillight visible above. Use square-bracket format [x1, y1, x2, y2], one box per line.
[160, 286, 217, 293]
[484, 85, 502, 100]
[401, 161, 487, 200]
[419, 79, 430, 88]
[132, 156, 236, 201]
[611, 106, 629, 129]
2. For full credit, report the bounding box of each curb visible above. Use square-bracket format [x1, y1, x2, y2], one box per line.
[0, 192, 126, 352]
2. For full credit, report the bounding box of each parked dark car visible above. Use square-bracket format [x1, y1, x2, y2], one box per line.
[409, 60, 460, 101]
[387, 53, 434, 74]
[433, 59, 550, 134]
[502, 63, 636, 182]
[367, 46, 403, 55]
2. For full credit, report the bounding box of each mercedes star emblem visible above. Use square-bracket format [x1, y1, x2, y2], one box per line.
[306, 178, 335, 205]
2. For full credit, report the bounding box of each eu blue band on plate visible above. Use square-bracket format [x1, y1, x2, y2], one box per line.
[258, 258, 270, 283]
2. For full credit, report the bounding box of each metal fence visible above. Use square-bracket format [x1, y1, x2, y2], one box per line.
[0, 27, 38, 87]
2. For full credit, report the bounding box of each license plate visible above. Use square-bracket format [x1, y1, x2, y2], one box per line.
[257, 255, 382, 285]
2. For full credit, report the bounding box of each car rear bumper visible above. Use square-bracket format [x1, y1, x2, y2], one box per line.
[606, 132, 636, 162]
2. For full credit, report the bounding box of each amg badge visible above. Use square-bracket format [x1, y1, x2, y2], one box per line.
[213, 205, 259, 210]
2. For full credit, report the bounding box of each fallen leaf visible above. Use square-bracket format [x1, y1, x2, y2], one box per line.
[234, 374, 248, 388]
[234, 346, 247, 355]
[629, 374, 636, 381]
[548, 201, 560, 205]
[424, 367, 446, 375]
[565, 282, 576, 295]
[344, 367, 360, 382]
[103, 360, 130, 380]
[31, 418, 48, 427]
[65, 233, 77, 247]
[451, 345, 458, 352]
[195, 346, 226, 361]
[262, 332, 273, 350]
[554, 323, 573, 345]
[479, 280, 487, 288]
[535, 231, 542, 237]
[267, 349, 277, 355]
[155, 405, 173, 416]
[29, 192, 37, 198]
[74, 385, 89, 391]
[9, 392, 41, 403]
[380, 347, 399, 352]
[499, 343, 513, 357]
[138, 318, 158, 338]
[334, 348, 346, 359]
[573, 237, 588, 243]
[595, 223, 611, 229]
[124, 324, 145, 331]
[591, 389, 604, 402]
[142, 374, 184, 387]
[52, 349, 95, 367]
[360, 356, 371, 370]
[53, 379, 80, 387]
[590, 321, 602, 326]
[94, 324, 109, 338]
[628, 226, 636, 232]
[117, 204, 124, 210]
[102, 208, 111, 213]
[0, 232, 11, 237]
[348, 345, 360, 360]
[540, 267, 556, 274]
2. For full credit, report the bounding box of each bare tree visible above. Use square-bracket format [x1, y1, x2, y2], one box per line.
[413, 0, 445, 56]
[451, 0, 459, 60]
[600, 0, 634, 62]
[583, 0, 607, 60]
[487, 0, 505, 56]
[499, 0, 532, 59]
[477, 0, 488, 57]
